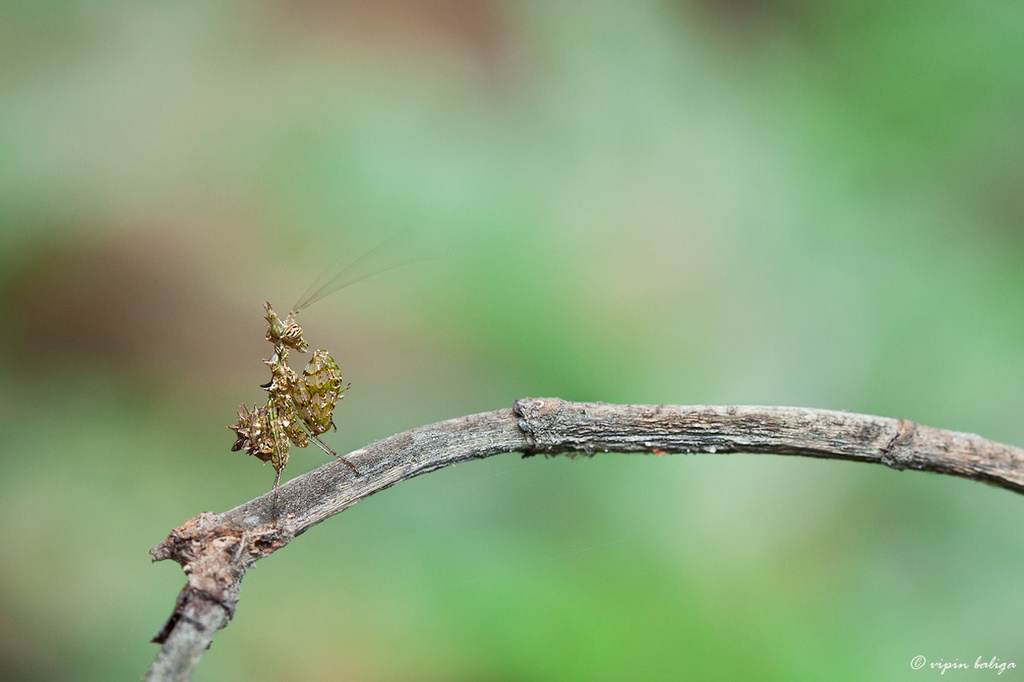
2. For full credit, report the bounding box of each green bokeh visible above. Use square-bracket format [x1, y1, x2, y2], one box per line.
[2, 1, 1023, 680]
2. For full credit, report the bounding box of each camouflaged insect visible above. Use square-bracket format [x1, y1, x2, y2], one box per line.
[227, 231, 420, 489]
[228, 302, 356, 490]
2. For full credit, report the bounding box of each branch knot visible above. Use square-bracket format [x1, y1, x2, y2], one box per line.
[880, 418, 922, 470]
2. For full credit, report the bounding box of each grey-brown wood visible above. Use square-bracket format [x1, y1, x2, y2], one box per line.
[146, 398, 1024, 681]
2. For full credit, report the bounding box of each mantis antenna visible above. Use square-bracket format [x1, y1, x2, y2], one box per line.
[291, 228, 422, 314]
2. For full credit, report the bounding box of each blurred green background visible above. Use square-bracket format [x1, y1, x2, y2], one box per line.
[2, 1, 1023, 680]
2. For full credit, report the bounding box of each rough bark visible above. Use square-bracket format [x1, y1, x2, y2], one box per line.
[146, 398, 1024, 681]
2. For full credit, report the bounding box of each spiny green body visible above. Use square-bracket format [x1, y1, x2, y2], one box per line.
[228, 301, 354, 488]
[227, 231, 419, 487]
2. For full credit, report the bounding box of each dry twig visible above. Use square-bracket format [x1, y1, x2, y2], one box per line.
[146, 397, 1024, 681]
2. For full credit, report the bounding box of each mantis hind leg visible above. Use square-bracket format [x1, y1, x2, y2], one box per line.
[309, 434, 360, 475]
[270, 468, 283, 526]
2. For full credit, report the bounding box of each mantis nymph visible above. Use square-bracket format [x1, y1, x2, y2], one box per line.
[228, 232, 417, 489]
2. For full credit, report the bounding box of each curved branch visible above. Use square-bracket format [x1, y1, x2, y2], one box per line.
[146, 398, 1024, 680]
